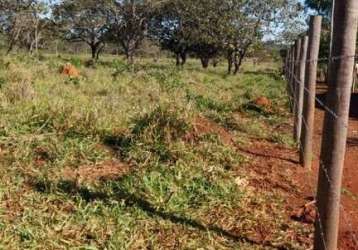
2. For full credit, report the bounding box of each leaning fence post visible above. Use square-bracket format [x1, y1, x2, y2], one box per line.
[294, 36, 308, 142]
[300, 16, 322, 168]
[314, 1, 358, 250]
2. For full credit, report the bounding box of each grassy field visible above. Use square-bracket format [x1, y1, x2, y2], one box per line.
[0, 54, 311, 249]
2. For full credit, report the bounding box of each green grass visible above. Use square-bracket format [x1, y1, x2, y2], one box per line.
[0, 54, 308, 249]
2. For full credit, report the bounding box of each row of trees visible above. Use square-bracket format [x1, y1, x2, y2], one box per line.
[0, 0, 303, 74]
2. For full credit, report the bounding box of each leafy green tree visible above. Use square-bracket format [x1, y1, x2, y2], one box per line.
[149, 0, 191, 66]
[107, 0, 158, 64]
[53, 0, 111, 60]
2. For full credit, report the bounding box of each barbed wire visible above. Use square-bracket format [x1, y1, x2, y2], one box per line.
[287, 54, 358, 64]
[285, 63, 358, 249]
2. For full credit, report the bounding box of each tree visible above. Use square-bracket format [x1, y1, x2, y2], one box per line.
[0, 0, 50, 55]
[183, 0, 228, 69]
[108, 0, 156, 64]
[150, 0, 231, 68]
[304, 0, 331, 16]
[53, 0, 110, 60]
[149, 0, 190, 66]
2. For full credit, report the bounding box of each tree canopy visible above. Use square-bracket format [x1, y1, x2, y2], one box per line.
[0, 0, 304, 71]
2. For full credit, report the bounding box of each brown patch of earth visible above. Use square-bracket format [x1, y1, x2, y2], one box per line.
[239, 89, 358, 249]
[184, 116, 234, 145]
[189, 94, 358, 248]
[292, 107, 358, 250]
[63, 160, 130, 184]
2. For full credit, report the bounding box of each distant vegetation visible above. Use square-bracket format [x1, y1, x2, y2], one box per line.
[0, 0, 304, 73]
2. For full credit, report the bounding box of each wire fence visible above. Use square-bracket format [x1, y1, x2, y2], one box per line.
[285, 55, 358, 250]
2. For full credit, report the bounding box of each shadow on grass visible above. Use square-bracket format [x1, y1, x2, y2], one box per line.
[28, 177, 283, 249]
[235, 145, 299, 165]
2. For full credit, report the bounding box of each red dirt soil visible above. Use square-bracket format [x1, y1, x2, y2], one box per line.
[186, 103, 357, 248]
[241, 95, 358, 249]
[296, 108, 358, 250]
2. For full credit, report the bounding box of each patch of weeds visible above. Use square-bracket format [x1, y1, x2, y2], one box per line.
[104, 106, 190, 164]
[270, 132, 295, 147]
[131, 106, 189, 140]
[64, 77, 81, 85]
[149, 68, 184, 91]
[0, 77, 6, 89]
[186, 91, 231, 113]
[112, 59, 132, 78]
[191, 134, 245, 174]
[69, 57, 82, 68]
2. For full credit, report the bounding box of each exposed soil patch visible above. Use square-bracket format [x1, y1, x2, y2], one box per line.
[242, 87, 358, 249]
[184, 116, 234, 145]
[188, 92, 358, 249]
[63, 160, 130, 184]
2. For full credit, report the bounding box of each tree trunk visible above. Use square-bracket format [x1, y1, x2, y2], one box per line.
[96, 44, 105, 61]
[126, 51, 134, 65]
[176, 53, 181, 66]
[212, 58, 218, 67]
[6, 42, 14, 55]
[180, 51, 187, 66]
[91, 45, 97, 60]
[227, 50, 234, 74]
[234, 52, 245, 75]
[200, 57, 210, 69]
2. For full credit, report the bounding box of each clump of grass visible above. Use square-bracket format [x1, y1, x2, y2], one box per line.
[69, 57, 82, 68]
[186, 91, 231, 113]
[3, 79, 35, 103]
[103, 105, 190, 164]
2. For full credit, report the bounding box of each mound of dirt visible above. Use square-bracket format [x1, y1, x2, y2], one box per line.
[61, 63, 80, 77]
[63, 160, 129, 184]
[255, 96, 272, 108]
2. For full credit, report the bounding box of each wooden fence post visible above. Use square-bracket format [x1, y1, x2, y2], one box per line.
[294, 36, 308, 142]
[290, 46, 295, 108]
[314, 1, 358, 249]
[285, 49, 290, 80]
[293, 39, 301, 138]
[300, 16, 322, 168]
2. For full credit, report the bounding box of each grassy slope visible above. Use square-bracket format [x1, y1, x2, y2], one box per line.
[0, 54, 310, 249]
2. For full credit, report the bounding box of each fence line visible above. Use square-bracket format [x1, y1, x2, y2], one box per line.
[284, 7, 358, 249]
[286, 64, 358, 250]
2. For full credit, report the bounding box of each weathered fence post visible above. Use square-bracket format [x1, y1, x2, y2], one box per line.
[289, 46, 295, 108]
[314, 1, 358, 249]
[293, 39, 301, 137]
[300, 16, 322, 168]
[285, 49, 290, 80]
[294, 36, 308, 142]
